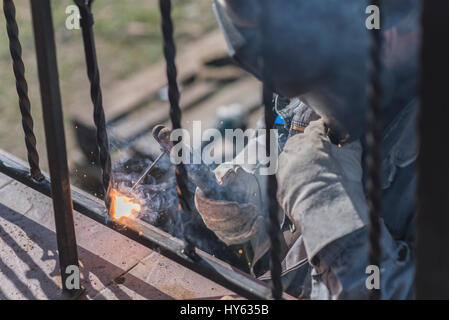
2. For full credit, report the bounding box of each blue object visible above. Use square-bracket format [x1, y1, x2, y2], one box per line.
[275, 115, 285, 125]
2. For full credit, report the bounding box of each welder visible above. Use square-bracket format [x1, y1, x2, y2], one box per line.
[191, 0, 421, 299]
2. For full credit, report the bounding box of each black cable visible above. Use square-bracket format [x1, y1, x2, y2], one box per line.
[74, 0, 112, 198]
[366, 0, 383, 300]
[259, 0, 283, 300]
[159, 0, 196, 257]
[3, 0, 43, 182]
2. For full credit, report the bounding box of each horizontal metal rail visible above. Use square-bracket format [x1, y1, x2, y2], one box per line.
[0, 149, 293, 300]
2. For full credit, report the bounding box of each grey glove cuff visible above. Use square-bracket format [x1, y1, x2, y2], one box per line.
[277, 120, 368, 260]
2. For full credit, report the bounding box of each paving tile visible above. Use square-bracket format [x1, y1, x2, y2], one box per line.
[0, 175, 151, 299]
[93, 252, 235, 300]
[0, 174, 12, 190]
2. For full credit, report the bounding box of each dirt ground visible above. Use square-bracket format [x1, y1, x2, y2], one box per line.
[0, 0, 217, 179]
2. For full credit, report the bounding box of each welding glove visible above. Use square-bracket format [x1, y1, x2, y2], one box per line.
[194, 136, 283, 249]
[194, 165, 263, 246]
[276, 118, 368, 261]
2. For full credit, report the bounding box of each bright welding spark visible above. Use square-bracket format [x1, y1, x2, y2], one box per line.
[110, 189, 141, 220]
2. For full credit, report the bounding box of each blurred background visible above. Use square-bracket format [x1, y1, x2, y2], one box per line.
[0, 1, 264, 267]
[0, 0, 263, 197]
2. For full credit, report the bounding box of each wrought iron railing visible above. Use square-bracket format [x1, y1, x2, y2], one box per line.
[0, 0, 447, 300]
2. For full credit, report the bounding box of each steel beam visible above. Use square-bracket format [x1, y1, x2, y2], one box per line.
[29, 0, 81, 298]
[0, 150, 291, 300]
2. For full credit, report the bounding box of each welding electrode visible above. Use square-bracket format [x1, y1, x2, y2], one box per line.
[129, 150, 167, 193]
[152, 125, 245, 203]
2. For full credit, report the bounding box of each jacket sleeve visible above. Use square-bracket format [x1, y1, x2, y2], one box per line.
[310, 223, 414, 299]
[276, 119, 414, 299]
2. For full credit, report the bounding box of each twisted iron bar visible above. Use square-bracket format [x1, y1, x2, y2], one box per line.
[366, 0, 383, 300]
[260, 0, 283, 300]
[3, 0, 43, 181]
[74, 0, 112, 197]
[159, 0, 196, 257]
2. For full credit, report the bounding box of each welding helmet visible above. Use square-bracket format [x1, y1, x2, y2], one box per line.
[214, 0, 420, 143]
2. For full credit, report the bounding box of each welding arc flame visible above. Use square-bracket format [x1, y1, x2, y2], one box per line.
[110, 189, 141, 220]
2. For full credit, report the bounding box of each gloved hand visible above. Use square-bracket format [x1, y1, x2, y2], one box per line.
[277, 119, 368, 260]
[194, 162, 264, 246]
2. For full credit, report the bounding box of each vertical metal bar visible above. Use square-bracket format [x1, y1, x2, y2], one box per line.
[159, 0, 196, 257]
[259, 0, 282, 300]
[416, 0, 449, 299]
[366, 0, 383, 300]
[30, 0, 81, 297]
[74, 0, 112, 198]
[3, 0, 43, 181]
